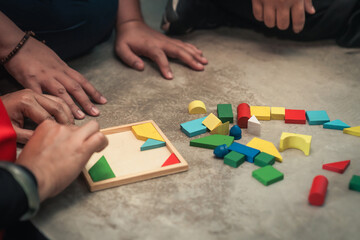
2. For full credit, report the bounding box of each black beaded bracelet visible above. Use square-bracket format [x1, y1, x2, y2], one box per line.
[0, 31, 35, 65]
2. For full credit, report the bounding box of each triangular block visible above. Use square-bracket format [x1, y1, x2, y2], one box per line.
[210, 121, 229, 135]
[246, 137, 283, 162]
[140, 138, 166, 151]
[88, 155, 116, 182]
[248, 115, 261, 136]
[343, 126, 360, 137]
[190, 134, 234, 149]
[322, 160, 350, 174]
[161, 153, 180, 167]
[323, 119, 350, 130]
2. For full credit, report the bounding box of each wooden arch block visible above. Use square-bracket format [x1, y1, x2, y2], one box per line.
[279, 132, 312, 156]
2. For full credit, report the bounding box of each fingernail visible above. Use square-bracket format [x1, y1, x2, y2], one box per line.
[197, 62, 203, 67]
[91, 106, 100, 115]
[77, 109, 85, 119]
[312, 6, 316, 13]
[167, 71, 173, 79]
[100, 96, 107, 104]
[134, 61, 141, 69]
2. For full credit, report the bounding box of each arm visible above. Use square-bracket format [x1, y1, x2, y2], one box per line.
[115, 0, 208, 79]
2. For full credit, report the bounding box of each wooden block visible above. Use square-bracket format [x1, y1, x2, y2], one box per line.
[161, 153, 180, 167]
[88, 155, 116, 182]
[252, 165, 284, 186]
[210, 121, 229, 135]
[217, 104, 233, 123]
[349, 175, 360, 192]
[246, 137, 283, 162]
[132, 122, 165, 142]
[322, 160, 350, 174]
[271, 107, 285, 120]
[202, 113, 222, 131]
[248, 115, 261, 136]
[190, 134, 234, 149]
[285, 109, 306, 124]
[228, 142, 260, 163]
[141, 139, 166, 151]
[188, 100, 206, 114]
[308, 175, 328, 206]
[323, 119, 350, 130]
[343, 126, 360, 137]
[229, 125, 242, 140]
[254, 152, 275, 167]
[237, 103, 251, 128]
[224, 151, 245, 168]
[250, 106, 271, 120]
[180, 117, 207, 137]
[306, 110, 330, 125]
[279, 132, 312, 156]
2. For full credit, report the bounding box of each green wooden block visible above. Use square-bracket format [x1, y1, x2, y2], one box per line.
[254, 152, 275, 167]
[252, 165, 284, 186]
[349, 175, 360, 192]
[217, 104, 233, 123]
[224, 151, 245, 168]
[190, 134, 234, 149]
[88, 155, 116, 182]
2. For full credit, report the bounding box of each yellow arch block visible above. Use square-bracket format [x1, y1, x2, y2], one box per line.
[131, 123, 164, 142]
[246, 137, 283, 162]
[279, 132, 312, 156]
[188, 100, 206, 114]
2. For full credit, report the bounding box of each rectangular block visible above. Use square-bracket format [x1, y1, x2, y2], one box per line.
[202, 113, 222, 131]
[228, 142, 260, 163]
[306, 110, 330, 125]
[349, 175, 360, 192]
[285, 109, 306, 124]
[250, 106, 271, 121]
[271, 107, 285, 120]
[224, 151, 245, 168]
[252, 165, 284, 186]
[180, 117, 207, 137]
[254, 152, 275, 167]
[217, 104, 233, 123]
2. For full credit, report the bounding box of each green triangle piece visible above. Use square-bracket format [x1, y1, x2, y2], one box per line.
[141, 138, 166, 151]
[190, 134, 234, 149]
[88, 155, 115, 182]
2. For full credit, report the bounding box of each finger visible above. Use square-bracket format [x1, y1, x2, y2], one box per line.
[21, 80, 43, 94]
[36, 94, 74, 125]
[252, 0, 264, 21]
[43, 94, 74, 124]
[276, 7, 290, 30]
[263, 4, 276, 28]
[55, 73, 100, 117]
[22, 97, 55, 124]
[83, 132, 108, 155]
[291, 2, 306, 33]
[146, 48, 174, 79]
[163, 45, 205, 72]
[117, 43, 145, 71]
[184, 43, 203, 55]
[13, 126, 34, 144]
[175, 42, 208, 65]
[76, 120, 101, 141]
[171, 39, 204, 55]
[41, 78, 86, 119]
[304, 0, 315, 14]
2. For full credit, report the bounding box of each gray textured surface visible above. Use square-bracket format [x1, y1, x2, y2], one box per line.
[2, 0, 360, 239]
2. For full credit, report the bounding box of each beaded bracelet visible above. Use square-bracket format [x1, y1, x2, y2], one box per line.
[0, 31, 35, 65]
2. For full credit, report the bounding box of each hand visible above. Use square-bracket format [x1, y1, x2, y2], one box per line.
[1, 89, 74, 144]
[115, 20, 208, 79]
[252, 0, 316, 33]
[16, 120, 108, 202]
[3, 36, 107, 119]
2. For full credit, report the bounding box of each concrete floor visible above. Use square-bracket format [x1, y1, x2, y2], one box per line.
[2, 0, 360, 239]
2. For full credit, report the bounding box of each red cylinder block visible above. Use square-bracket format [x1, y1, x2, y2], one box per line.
[308, 175, 328, 206]
[237, 103, 251, 128]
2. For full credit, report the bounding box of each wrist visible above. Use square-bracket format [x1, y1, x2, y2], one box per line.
[0, 30, 24, 59]
[116, 18, 144, 32]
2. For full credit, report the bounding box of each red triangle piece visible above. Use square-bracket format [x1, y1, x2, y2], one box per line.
[322, 160, 350, 174]
[161, 153, 180, 167]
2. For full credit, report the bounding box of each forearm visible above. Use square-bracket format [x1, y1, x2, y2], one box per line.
[0, 11, 24, 59]
[116, 0, 143, 29]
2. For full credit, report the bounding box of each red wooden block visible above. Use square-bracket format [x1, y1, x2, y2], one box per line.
[308, 175, 328, 206]
[322, 160, 350, 174]
[161, 153, 180, 167]
[237, 103, 251, 128]
[285, 109, 306, 124]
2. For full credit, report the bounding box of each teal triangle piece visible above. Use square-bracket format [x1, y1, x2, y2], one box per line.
[190, 134, 234, 149]
[140, 138, 166, 151]
[88, 155, 115, 182]
[323, 119, 350, 130]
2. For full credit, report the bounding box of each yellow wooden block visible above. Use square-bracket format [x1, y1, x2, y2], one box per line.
[188, 100, 206, 114]
[343, 126, 360, 137]
[271, 107, 285, 120]
[250, 106, 271, 120]
[202, 113, 222, 131]
[246, 137, 283, 162]
[131, 122, 164, 142]
[210, 121, 230, 135]
[279, 132, 312, 156]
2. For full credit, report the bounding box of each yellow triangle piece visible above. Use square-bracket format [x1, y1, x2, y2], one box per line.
[131, 122, 164, 142]
[210, 121, 230, 135]
[246, 137, 283, 162]
[343, 126, 360, 137]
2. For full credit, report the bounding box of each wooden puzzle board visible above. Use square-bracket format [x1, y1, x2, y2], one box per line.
[82, 120, 188, 191]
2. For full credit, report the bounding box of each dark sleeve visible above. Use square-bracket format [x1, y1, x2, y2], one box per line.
[0, 168, 28, 229]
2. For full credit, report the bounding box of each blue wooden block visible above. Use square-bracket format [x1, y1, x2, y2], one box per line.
[228, 142, 260, 163]
[323, 119, 350, 130]
[213, 144, 230, 158]
[305, 110, 330, 125]
[180, 117, 207, 137]
[141, 138, 166, 151]
[229, 125, 242, 140]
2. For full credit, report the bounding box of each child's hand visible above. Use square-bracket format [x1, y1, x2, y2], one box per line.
[251, 0, 316, 33]
[115, 20, 208, 79]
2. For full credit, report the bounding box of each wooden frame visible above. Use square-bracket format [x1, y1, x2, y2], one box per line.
[82, 120, 189, 192]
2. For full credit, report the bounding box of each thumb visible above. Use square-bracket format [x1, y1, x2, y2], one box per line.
[13, 126, 34, 144]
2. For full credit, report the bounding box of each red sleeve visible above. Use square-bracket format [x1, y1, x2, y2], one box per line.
[0, 99, 16, 162]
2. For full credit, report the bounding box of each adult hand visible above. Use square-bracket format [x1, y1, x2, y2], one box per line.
[115, 20, 208, 79]
[1, 89, 74, 144]
[252, 0, 316, 33]
[16, 120, 108, 202]
[3, 36, 107, 119]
